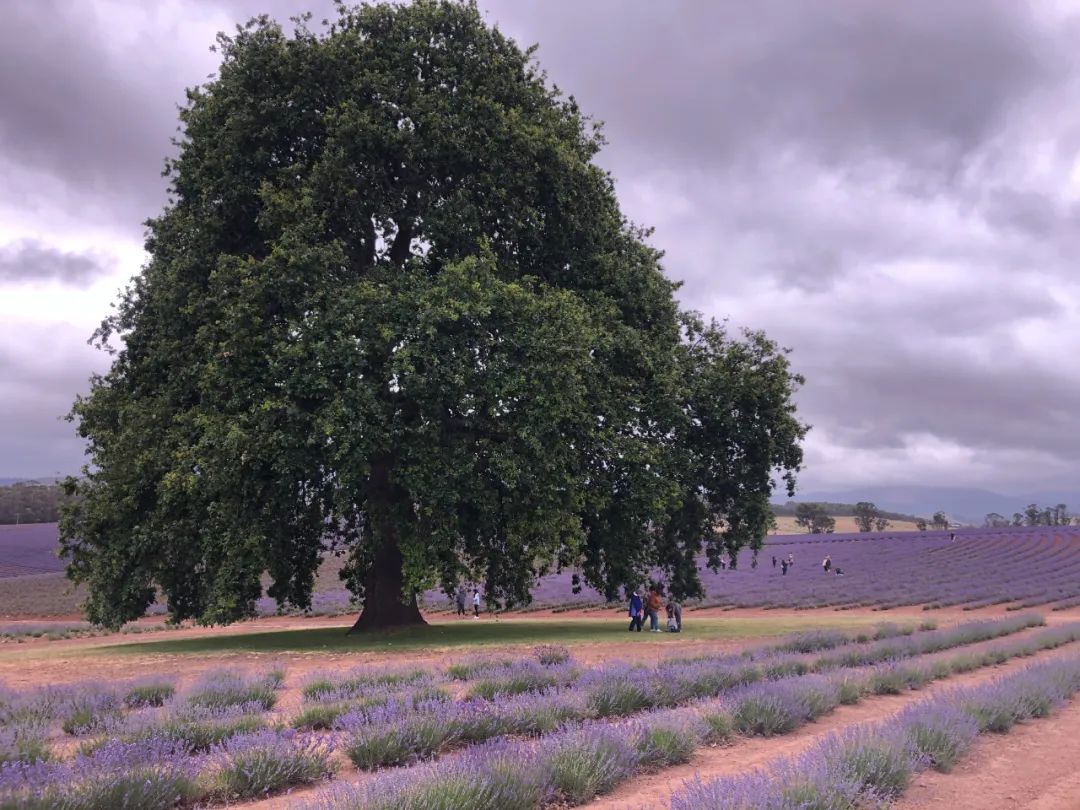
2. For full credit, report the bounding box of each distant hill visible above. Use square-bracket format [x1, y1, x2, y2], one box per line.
[797, 486, 1080, 524]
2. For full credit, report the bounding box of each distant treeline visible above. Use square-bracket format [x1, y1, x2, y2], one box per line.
[0, 482, 70, 524]
[771, 501, 920, 523]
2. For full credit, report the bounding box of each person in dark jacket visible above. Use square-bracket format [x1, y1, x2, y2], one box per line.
[455, 585, 467, 617]
[628, 590, 644, 632]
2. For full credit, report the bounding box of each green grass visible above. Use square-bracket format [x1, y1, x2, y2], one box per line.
[88, 614, 899, 656]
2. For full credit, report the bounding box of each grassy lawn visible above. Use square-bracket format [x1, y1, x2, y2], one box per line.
[88, 612, 904, 656]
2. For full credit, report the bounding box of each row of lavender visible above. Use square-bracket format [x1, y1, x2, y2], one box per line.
[299, 623, 1080, 809]
[1, 614, 1057, 807]
[6, 525, 1080, 624]
[670, 653, 1080, 809]
[294, 615, 1042, 769]
[406, 525, 1080, 616]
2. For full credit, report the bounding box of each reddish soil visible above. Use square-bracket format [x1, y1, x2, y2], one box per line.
[580, 640, 1080, 810]
[895, 697, 1080, 810]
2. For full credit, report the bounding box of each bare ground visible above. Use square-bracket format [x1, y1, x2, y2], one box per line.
[895, 696, 1080, 810]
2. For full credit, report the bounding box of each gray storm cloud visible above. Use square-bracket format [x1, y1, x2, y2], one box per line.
[1, 0, 1079, 495]
[0, 241, 112, 286]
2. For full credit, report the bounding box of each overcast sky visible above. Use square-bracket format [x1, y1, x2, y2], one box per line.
[2, 0, 1079, 495]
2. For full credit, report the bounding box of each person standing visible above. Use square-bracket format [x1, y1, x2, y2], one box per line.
[781, 559, 789, 576]
[472, 588, 481, 619]
[772, 555, 777, 568]
[647, 588, 663, 632]
[628, 589, 644, 632]
[455, 585, 467, 616]
[822, 556, 831, 574]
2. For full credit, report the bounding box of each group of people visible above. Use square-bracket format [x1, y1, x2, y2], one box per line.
[772, 553, 796, 575]
[628, 587, 682, 633]
[454, 585, 482, 618]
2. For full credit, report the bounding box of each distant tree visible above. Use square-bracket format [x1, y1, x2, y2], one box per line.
[1053, 504, 1070, 526]
[1024, 503, 1044, 527]
[794, 502, 834, 534]
[1012, 512, 1025, 527]
[794, 502, 817, 532]
[915, 518, 928, 531]
[873, 516, 890, 532]
[0, 483, 71, 525]
[853, 501, 877, 533]
[984, 512, 1009, 528]
[930, 511, 950, 530]
[817, 514, 837, 534]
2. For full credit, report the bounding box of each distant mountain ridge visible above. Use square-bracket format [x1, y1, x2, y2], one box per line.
[0, 477, 64, 486]
[793, 486, 1080, 524]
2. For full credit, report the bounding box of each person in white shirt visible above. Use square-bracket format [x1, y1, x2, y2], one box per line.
[472, 588, 481, 619]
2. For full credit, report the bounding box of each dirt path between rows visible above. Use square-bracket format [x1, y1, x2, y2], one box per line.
[895, 696, 1080, 810]
[231, 626, 1080, 810]
[579, 641, 1080, 810]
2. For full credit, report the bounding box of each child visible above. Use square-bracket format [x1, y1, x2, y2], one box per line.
[472, 588, 480, 619]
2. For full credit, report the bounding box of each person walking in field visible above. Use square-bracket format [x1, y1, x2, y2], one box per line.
[628, 589, 644, 632]
[772, 555, 777, 568]
[455, 585, 467, 617]
[647, 588, 663, 632]
[822, 555, 832, 574]
[472, 588, 481, 619]
[781, 559, 789, 576]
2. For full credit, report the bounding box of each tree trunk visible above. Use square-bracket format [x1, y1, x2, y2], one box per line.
[347, 459, 426, 633]
[347, 538, 425, 632]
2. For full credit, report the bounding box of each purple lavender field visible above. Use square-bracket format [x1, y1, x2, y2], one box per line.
[8, 524, 1080, 619]
[0, 524, 64, 577]
[417, 525, 1080, 614]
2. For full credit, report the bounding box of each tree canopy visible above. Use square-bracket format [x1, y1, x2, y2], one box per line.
[794, 503, 835, 535]
[852, 501, 890, 533]
[61, 0, 806, 631]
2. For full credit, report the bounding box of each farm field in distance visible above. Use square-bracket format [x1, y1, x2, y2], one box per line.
[3, 524, 1080, 809]
[772, 515, 920, 534]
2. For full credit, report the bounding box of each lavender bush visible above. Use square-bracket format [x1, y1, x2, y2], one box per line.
[122, 680, 176, 709]
[898, 701, 979, 772]
[0, 737, 201, 809]
[184, 668, 279, 711]
[544, 725, 640, 803]
[209, 728, 332, 800]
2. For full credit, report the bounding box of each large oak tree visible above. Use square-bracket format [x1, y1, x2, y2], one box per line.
[61, 1, 807, 631]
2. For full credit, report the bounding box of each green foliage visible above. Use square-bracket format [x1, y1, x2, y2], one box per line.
[0, 482, 70, 525]
[636, 724, 699, 767]
[701, 709, 735, 744]
[123, 683, 175, 708]
[61, 0, 805, 629]
[794, 503, 835, 534]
